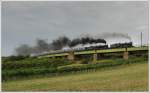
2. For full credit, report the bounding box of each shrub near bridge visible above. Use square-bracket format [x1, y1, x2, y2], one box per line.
[78, 59, 90, 64]
[57, 56, 148, 73]
[57, 64, 87, 73]
[57, 61, 120, 73]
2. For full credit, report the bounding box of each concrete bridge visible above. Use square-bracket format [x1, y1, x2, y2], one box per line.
[38, 47, 148, 61]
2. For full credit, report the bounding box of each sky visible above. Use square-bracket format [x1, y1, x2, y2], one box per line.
[2, 1, 149, 56]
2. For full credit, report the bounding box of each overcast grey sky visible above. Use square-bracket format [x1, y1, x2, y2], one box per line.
[2, 1, 149, 56]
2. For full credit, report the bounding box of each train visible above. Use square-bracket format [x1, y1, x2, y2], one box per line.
[110, 42, 133, 49]
[31, 42, 133, 57]
[72, 42, 133, 51]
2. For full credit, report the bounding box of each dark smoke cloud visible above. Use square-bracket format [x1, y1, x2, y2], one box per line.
[15, 35, 107, 56]
[69, 37, 106, 47]
[15, 32, 131, 56]
[15, 44, 32, 56]
[15, 39, 52, 56]
[37, 39, 50, 51]
[30, 39, 51, 54]
[50, 36, 106, 49]
[52, 36, 71, 50]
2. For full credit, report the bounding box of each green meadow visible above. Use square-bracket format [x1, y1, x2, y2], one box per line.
[2, 61, 148, 91]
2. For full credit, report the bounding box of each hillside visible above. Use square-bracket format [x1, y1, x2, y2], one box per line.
[2, 62, 148, 91]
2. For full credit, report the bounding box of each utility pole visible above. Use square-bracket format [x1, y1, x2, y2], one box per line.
[141, 32, 142, 47]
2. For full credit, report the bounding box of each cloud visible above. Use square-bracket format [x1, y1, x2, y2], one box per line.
[2, 1, 149, 56]
[136, 25, 147, 30]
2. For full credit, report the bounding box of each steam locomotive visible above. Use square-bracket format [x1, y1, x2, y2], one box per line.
[110, 42, 133, 49]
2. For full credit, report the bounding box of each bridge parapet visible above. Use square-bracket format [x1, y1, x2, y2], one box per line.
[38, 47, 148, 61]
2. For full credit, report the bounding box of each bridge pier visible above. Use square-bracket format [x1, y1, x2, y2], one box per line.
[67, 51, 75, 61]
[52, 56, 55, 59]
[93, 53, 98, 62]
[123, 51, 129, 60]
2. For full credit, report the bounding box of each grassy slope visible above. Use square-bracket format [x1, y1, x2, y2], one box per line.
[2, 62, 148, 92]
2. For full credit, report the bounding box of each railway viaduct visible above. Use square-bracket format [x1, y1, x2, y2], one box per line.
[38, 47, 148, 62]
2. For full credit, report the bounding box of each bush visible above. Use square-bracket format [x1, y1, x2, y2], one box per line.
[2, 55, 29, 62]
[57, 56, 148, 73]
[2, 67, 57, 80]
[48, 58, 72, 67]
[57, 64, 87, 72]
[79, 59, 89, 64]
[2, 58, 72, 70]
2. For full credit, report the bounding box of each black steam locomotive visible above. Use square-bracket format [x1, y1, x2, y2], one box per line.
[110, 42, 133, 49]
[80, 42, 133, 51]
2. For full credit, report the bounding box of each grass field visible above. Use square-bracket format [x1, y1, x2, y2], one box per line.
[2, 62, 148, 92]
